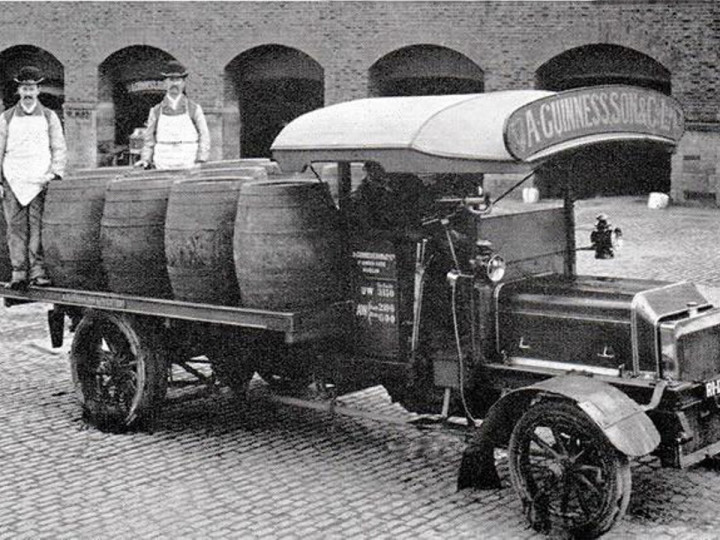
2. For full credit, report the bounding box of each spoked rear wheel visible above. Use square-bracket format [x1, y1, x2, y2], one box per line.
[508, 401, 631, 538]
[70, 311, 167, 432]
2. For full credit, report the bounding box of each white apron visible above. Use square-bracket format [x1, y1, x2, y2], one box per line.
[3, 114, 51, 206]
[153, 110, 198, 170]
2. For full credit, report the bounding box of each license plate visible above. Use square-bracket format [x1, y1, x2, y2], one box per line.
[706, 378, 720, 398]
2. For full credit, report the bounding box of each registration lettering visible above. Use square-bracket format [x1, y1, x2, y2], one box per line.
[706, 379, 720, 398]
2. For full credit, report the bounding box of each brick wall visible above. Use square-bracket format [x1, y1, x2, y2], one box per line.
[0, 0, 715, 197]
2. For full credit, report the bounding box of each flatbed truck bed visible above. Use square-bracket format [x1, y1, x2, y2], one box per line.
[0, 283, 351, 344]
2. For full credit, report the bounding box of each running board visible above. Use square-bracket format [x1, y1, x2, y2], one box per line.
[269, 393, 470, 430]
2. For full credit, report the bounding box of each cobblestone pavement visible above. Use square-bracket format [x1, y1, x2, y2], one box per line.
[3, 196, 720, 539]
[575, 196, 720, 303]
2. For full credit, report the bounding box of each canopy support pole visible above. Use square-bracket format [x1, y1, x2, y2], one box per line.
[338, 161, 353, 295]
[563, 175, 576, 277]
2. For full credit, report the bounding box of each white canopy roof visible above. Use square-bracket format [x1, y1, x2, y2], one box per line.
[272, 86, 684, 174]
[272, 91, 549, 174]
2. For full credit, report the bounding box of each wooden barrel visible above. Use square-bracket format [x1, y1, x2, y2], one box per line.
[65, 165, 134, 180]
[101, 172, 186, 298]
[42, 176, 114, 290]
[234, 180, 342, 310]
[165, 176, 253, 305]
[6, 167, 133, 285]
[193, 165, 268, 183]
[0, 205, 10, 282]
[201, 159, 282, 176]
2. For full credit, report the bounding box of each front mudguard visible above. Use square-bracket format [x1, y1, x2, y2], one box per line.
[457, 374, 660, 490]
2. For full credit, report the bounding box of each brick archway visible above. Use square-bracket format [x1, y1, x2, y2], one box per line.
[224, 45, 324, 159]
[368, 44, 484, 97]
[536, 44, 670, 94]
[0, 45, 64, 117]
[97, 45, 175, 166]
[533, 44, 673, 198]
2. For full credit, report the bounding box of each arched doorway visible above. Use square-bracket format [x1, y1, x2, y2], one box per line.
[369, 45, 484, 97]
[535, 44, 672, 198]
[225, 45, 324, 158]
[98, 46, 174, 166]
[368, 45, 485, 195]
[0, 45, 64, 117]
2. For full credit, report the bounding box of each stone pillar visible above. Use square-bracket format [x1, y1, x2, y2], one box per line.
[62, 101, 97, 170]
[324, 65, 369, 106]
[96, 101, 115, 149]
[221, 103, 240, 160]
[203, 106, 224, 162]
[670, 126, 720, 206]
[483, 65, 534, 92]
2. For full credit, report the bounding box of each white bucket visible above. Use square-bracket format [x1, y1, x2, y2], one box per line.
[648, 192, 670, 209]
[522, 187, 540, 204]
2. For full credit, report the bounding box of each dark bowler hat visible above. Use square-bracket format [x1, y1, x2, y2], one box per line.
[160, 60, 188, 78]
[14, 66, 44, 85]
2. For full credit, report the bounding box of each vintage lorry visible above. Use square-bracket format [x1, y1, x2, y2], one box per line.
[1, 84, 713, 537]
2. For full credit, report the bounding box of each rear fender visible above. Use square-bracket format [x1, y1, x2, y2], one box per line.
[457, 375, 660, 490]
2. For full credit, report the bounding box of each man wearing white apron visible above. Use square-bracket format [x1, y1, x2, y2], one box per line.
[0, 66, 67, 290]
[135, 61, 210, 170]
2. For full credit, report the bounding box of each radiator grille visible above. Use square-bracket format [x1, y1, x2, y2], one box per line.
[678, 325, 720, 382]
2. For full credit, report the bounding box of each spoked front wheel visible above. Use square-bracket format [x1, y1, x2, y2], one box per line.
[508, 401, 631, 538]
[70, 311, 167, 432]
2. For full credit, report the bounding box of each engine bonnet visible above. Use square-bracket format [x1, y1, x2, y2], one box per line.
[496, 275, 711, 376]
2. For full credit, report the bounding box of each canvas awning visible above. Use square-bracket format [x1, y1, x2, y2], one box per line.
[272, 85, 685, 174]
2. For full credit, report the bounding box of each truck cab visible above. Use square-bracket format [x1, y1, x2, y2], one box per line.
[271, 85, 720, 537]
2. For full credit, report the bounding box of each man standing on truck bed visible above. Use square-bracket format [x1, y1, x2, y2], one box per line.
[0, 66, 66, 290]
[135, 60, 210, 170]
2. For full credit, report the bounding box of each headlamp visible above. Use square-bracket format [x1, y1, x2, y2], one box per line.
[471, 240, 506, 283]
[484, 254, 507, 282]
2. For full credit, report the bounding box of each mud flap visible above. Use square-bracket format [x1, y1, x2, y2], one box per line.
[457, 389, 534, 490]
[457, 419, 502, 490]
[48, 308, 65, 348]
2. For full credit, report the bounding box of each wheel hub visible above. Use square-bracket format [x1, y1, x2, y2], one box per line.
[547, 460, 566, 480]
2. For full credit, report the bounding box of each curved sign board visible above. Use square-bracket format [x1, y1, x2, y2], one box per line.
[126, 80, 165, 94]
[504, 85, 685, 162]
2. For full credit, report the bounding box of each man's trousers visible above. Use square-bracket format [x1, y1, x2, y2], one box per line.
[1, 179, 47, 282]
